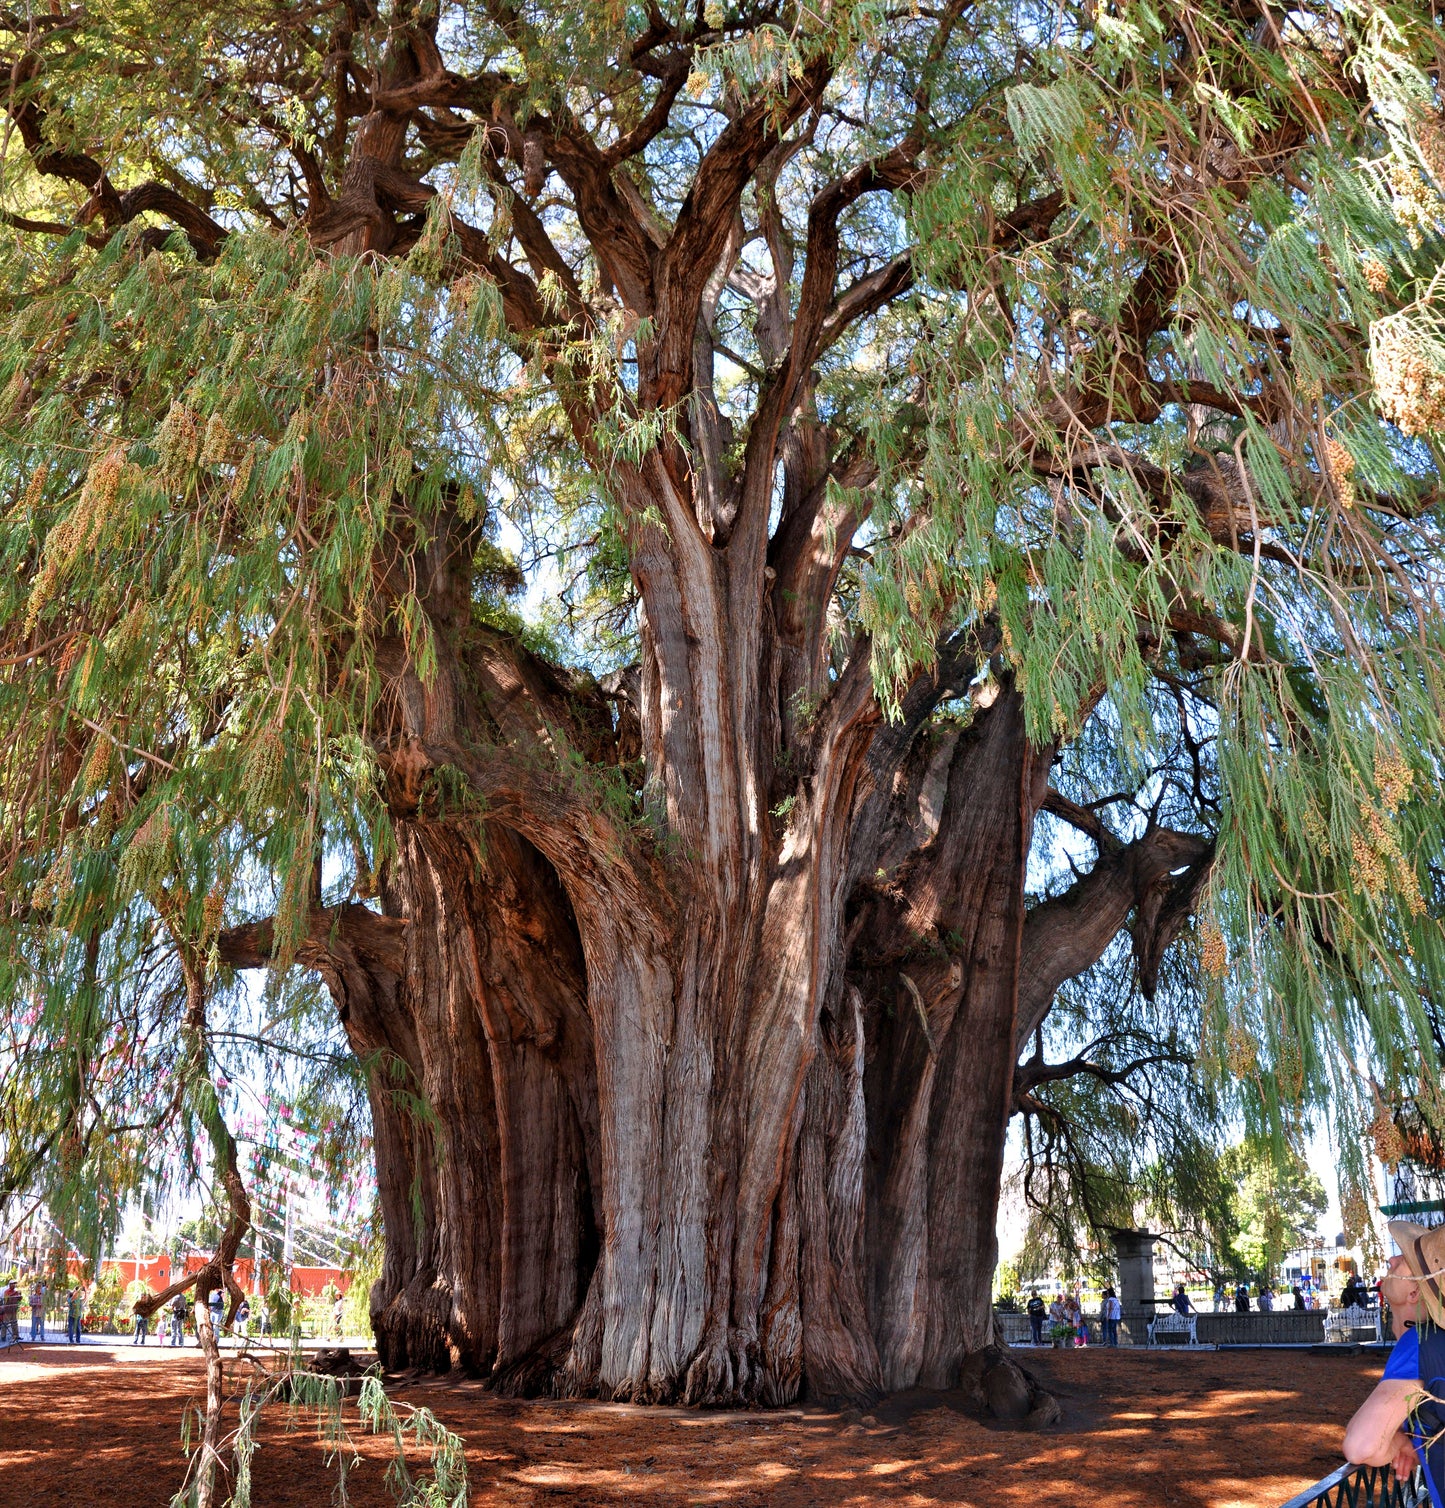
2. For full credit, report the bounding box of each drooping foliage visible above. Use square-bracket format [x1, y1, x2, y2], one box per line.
[1011, 932, 1237, 1275]
[2, 0, 1445, 1403]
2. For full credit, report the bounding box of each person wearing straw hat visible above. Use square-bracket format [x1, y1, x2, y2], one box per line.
[1342, 1222, 1445, 1503]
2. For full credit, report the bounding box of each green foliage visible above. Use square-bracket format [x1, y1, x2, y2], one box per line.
[173, 1205, 227, 1262]
[341, 1208, 383, 1342]
[262, 1270, 295, 1340]
[1014, 931, 1237, 1277]
[1220, 1137, 1329, 1279]
[992, 1258, 1021, 1307]
[86, 1266, 126, 1330]
[174, 1362, 467, 1508]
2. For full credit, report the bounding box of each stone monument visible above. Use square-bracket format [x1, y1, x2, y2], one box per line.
[1109, 1227, 1157, 1344]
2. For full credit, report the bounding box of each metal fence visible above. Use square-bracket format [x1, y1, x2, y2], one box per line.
[996, 1306, 1362, 1347]
[1279, 1464, 1424, 1508]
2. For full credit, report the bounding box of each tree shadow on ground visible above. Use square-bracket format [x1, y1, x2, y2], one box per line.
[0, 1342, 1379, 1508]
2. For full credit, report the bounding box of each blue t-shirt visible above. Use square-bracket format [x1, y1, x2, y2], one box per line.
[1384, 1327, 1445, 1507]
[1384, 1324, 1419, 1380]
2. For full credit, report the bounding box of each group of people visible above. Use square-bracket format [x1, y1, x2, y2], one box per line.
[1021, 1269, 1381, 1352]
[1339, 1272, 1374, 1310]
[132, 1289, 266, 1345]
[1025, 1287, 1124, 1347]
[0, 1277, 289, 1347]
[1206, 1280, 1285, 1313]
[2, 1276, 342, 1346]
[1, 1280, 87, 1344]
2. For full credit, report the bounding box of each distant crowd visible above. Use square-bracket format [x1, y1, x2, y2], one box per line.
[1025, 1287, 1125, 1346]
[0, 1278, 85, 1343]
[1199, 1271, 1375, 1314]
[1016, 1270, 1381, 1348]
[0, 1278, 342, 1346]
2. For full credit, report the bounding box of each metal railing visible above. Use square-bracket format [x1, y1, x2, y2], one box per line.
[995, 1306, 1348, 1347]
[1279, 1463, 1425, 1508]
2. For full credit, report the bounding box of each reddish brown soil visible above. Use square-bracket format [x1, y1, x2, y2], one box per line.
[0, 1341, 1387, 1507]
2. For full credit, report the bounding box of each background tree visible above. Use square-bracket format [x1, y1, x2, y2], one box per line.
[1221, 1136, 1329, 1281]
[3, 0, 1445, 1410]
[172, 1205, 228, 1264]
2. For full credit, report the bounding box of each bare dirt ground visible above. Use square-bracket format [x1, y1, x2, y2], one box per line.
[0, 1340, 1387, 1507]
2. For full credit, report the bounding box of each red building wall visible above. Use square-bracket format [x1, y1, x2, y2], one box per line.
[68, 1255, 350, 1296]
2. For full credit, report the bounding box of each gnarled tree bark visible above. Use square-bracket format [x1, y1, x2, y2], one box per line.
[222, 603, 1190, 1408]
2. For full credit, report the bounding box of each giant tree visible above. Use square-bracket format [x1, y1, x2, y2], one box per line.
[3, 0, 1445, 1408]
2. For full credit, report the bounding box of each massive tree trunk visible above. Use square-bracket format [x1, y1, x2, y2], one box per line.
[347, 724, 1048, 1405]
[221, 667, 1203, 1407]
[224, 506, 1068, 1405]
[214, 479, 1202, 1406]
[857, 693, 1052, 1390]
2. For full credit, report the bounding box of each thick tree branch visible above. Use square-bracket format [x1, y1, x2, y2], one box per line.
[1040, 788, 1120, 852]
[1015, 824, 1213, 1051]
[4, 51, 226, 256]
[218, 903, 408, 979]
[646, 53, 833, 415]
[814, 252, 914, 354]
[1013, 1046, 1192, 1104]
[603, 56, 691, 165]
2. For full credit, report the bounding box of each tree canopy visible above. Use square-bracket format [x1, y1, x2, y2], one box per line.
[2, 0, 1445, 1405]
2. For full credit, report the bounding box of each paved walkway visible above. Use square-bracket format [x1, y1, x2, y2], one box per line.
[0, 1331, 372, 1358]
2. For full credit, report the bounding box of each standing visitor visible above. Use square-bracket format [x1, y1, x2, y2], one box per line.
[1062, 1292, 1086, 1346]
[1292, 1284, 1306, 1310]
[132, 1301, 149, 1344]
[1172, 1283, 1192, 1317]
[1235, 1281, 1250, 1313]
[29, 1283, 44, 1341]
[1102, 1287, 1122, 1347]
[258, 1297, 271, 1338]
[1027, 1291, 1046, 1346]
[65, 1286, 82, 1344]
[207, 1286, 225, 1340]
[333, 1295, 345, 1340]
[1049, 1292, 1067, 1335]
[169, 1292, 186, 1346]
[1213, 1281, 1226, 1313]
[1259, 1286, 1275, 1313]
